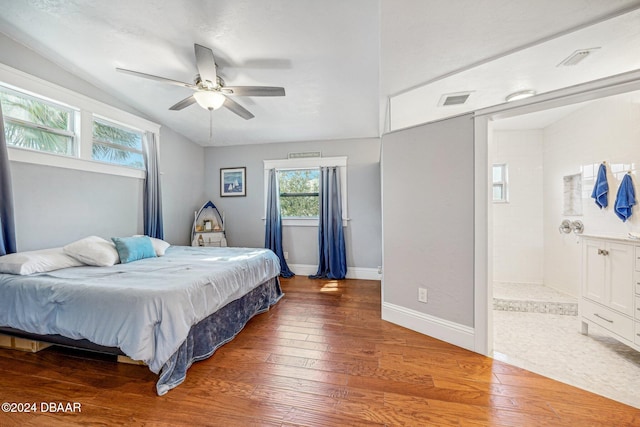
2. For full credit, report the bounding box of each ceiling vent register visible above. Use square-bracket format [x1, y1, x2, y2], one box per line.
[558, 48, 600, 67]
[438, 91, 472, 107]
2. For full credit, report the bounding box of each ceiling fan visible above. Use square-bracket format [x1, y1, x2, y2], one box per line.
[116, 43, 285, 120]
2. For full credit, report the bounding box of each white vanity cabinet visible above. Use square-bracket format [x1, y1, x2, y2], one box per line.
[581, 236, 639, 350]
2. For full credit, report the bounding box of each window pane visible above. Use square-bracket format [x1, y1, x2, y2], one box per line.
[0, 91, 71, 131]
[279, 169, 320, 218]
[4, 121, 72, 154]
[92, 118, 144, 169]
[93, 120, 143, 150]
[280, 195, 319, 217]
[493, 184, 503, 201]
[92, 143, 145, 169]
[492, 165, 503, 182]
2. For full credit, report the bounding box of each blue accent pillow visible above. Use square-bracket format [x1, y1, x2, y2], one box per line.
[111, 236, 157, 264]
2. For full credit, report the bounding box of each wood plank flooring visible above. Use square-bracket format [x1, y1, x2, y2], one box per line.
[0, 276, 638, 426]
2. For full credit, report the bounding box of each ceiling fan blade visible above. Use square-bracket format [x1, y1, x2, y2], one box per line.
[116, 68, 196, 89]
[222, 86, 286, 97]
[194, 44, 218, 85]
[223, 97, 254, 120]
[169, 95, 197, 111]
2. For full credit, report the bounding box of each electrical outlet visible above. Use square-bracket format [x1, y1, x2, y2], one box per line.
[377, 266, 382, 274]
[284, 251, 289, 260]
[418, 287, 428, 303]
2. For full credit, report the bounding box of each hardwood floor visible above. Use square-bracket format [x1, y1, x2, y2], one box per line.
[0, 276, 638, 426]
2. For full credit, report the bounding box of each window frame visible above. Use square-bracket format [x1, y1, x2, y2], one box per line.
[264, 156, 348, 227]
[0, 63, 160, 179]
[492, 163, 508, 203]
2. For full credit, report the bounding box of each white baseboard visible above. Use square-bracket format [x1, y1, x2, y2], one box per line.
[382, 302, 475, 352]
[289, 264, 381, 280]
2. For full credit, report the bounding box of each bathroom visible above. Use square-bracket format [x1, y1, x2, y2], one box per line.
[490, 90, 640, 408]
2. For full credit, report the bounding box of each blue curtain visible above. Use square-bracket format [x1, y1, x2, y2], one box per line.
[0, 104, 16, 255]
[310, 166, 347, 279]
[142, 132, 164, 239]
[264, 169, 294, 277]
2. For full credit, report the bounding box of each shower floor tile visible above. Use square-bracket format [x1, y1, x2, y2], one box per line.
[493, 281, 577, 303]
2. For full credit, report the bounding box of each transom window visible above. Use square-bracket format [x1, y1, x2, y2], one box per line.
[92, 117, 144, 169]
[492, 163, 508, 203]
[278, 169, 320, 218]
[0, 85, 76, 156]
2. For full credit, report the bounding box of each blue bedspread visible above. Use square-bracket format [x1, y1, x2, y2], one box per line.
[0, 246, 281, 378]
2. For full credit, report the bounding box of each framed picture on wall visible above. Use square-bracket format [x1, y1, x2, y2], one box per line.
[220, 167, 246, 197]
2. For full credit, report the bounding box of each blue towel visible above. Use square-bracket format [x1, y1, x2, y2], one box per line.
[591, 163, 608, 208]
[614, 174, 636, 222]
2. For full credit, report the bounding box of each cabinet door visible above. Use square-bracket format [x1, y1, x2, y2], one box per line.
[607, 242, 634, 316]
[583, 239, 606, 305]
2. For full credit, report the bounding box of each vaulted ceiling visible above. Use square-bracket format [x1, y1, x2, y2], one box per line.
[0, 0, 638, 146]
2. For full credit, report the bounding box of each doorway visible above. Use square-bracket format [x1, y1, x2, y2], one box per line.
[486, 90, 640, 408]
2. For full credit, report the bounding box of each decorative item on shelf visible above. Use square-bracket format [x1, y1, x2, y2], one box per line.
[203, 219, 213, 231]
[197, 234, 204, 246]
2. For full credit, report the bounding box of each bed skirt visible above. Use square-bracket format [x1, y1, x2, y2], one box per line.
[0, 277, 283, 396]
[156, 276, 283, 395]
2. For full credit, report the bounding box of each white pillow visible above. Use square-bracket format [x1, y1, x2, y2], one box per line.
[0, 247, 85, 275]
[63, 236, 120, 267]
[134, 235, 170, 256]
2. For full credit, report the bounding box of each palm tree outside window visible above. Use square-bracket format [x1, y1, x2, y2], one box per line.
[0, 85, 76, 156]
[0, 84, 145, 169]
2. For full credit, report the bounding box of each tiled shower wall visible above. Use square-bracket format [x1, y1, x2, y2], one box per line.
[492, 92, 640, 298]
[492, 130, 544, 286]
[542, 93, 640, 297]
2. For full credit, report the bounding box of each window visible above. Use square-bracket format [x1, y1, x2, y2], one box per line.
[0, 85, 77, 156]
[278, 169, 320, 218]
[0, 63, 160, 179]
[492, 163, 508, 202]
[264, 156, 348, 226]
[92, 117, 144, 169]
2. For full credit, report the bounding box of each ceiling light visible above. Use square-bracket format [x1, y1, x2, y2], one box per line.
[505, 90, 536, 102]
[193, 91, 226, 110]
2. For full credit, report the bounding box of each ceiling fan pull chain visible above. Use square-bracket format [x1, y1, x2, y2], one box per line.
[209, 108, 213, 142]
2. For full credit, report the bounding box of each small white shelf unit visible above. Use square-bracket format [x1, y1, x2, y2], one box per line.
[191, 200, 227, 247]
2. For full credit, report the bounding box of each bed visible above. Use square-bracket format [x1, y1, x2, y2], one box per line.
[0, 244, 283, 395]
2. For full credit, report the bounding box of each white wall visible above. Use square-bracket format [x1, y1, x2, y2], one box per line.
[492, 130, 544, 285]
[204, 138, 382, 271]
[543, 93, 640, 296]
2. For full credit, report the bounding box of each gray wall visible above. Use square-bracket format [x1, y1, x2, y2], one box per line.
[204, 138, 382, 269]
[382, 114, 475, 327]
[2, 32, 205, 249]
[159, 126, 206, 245]
[12, 163, 143, 251]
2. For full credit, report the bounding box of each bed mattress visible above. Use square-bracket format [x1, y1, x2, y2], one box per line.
[0, 246, 281, 374]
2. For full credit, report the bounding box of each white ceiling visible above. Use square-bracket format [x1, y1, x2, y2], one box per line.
[0, 0, 638, 146]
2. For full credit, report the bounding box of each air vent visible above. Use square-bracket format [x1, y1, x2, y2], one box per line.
[558, 48, 600, 67]
[438, 91, 472, 107]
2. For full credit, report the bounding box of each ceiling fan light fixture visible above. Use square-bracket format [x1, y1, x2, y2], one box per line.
[193, 91, 226, 110]
[505, 90, 536, 102]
